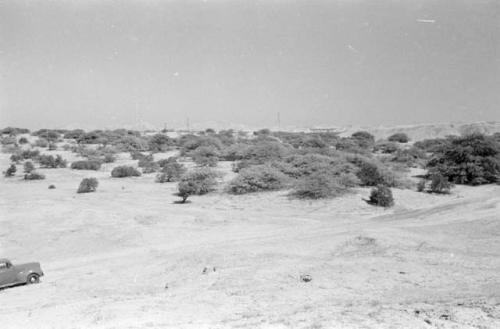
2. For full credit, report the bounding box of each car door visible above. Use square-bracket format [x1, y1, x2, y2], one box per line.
[0, 262, 17, 286]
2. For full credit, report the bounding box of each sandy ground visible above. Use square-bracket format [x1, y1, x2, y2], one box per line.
[1, 150, 499, 329]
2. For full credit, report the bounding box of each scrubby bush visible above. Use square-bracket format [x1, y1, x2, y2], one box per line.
[111, 165, 141, 178]
[176, 168, 218, 203]
[23, 161, 35, 173]
[34, 138, 49, 148]
[426, 133, 500, 185]
[179, 135, 223, 155]
[335, 138, 370, 155]
[192, 146, 220, 167]
[148, 134, 173, 152]
[428, 173, 453, 194]
[351, 156, 397, 187]
[414, 138, 450, 153]
[1, 135, 17, 145]
[232, 141, 292, 172]
[1, 127, 30, 135]
[103, 153, 116, 163]
[71, 160, 101, 171]
[77, 177, 99, 193]
[417, 179, 426, 192]
[32, 129, 60, 142]
[18, 137, 29, 144]
[11, 149, 40, 163]
[63, 129, 85, 140]
[374, 141, 400, 154]
[156, 161, 186, 183]
[48, 143, 57, 151]
[137, 153, 154, 167]
[48, 184, 56, 189]
[367, 185, 394, 207]
[156, 157, 179, 168]
[351, 131, 375, 148]
[24, 172, 45, 180]
[292, 171, 350, 199]
[388, 133, 409, 143]
[4, 164, 16, 177]
[390, 147, 427, 167]
[227, 165, 288, 194]
[38, 155, 67, 168]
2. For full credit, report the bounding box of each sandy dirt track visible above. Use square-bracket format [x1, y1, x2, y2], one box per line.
[1, 152, 499, 328]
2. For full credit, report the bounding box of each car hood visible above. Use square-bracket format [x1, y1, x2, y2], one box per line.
[14, 262, 42, 273]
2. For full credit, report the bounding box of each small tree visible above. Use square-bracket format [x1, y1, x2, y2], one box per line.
[77, 177, 99, 193]
[388, 133, 410, 143]
[367, 185, 394, 207]
[4, 164, 16, 177]
[23, 161, 35, 173]
[176, 168, 218, 203]
[156, 161, 186, 183]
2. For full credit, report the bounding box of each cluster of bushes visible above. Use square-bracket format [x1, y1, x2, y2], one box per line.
[1, 127, 30, 135]
[38, 155, 67, 168]
[10, 149, 40, 163]
[426, 133, 500, 185]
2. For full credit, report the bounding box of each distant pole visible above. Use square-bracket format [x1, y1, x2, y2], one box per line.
[186, 117, 190, 132]
[277, 112, 281, 130]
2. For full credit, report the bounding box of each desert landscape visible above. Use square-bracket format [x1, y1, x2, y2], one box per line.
[1, 125, 500, 329]
[2, 1, 499, 328]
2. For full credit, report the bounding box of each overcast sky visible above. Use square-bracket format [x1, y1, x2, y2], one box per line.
[0, 0, 499, 130]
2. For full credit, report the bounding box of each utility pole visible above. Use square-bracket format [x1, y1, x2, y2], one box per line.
[277, 112, 281, 130]
[186, 117, 190, 132]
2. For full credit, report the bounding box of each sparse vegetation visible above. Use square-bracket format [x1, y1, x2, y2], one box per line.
[77, 178, 99, 193]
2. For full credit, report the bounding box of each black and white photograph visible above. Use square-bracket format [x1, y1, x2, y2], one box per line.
[1, 0, 499, 328]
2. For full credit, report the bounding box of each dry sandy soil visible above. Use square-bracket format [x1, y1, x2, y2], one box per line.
[1, 150, 499, 329]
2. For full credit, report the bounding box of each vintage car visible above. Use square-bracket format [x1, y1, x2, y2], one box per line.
[0, 258, 44, 288]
